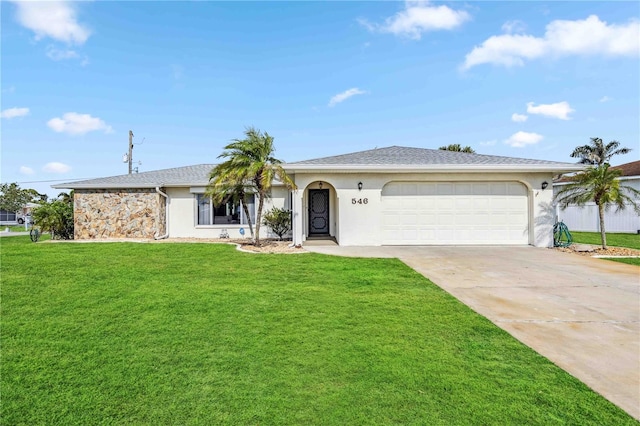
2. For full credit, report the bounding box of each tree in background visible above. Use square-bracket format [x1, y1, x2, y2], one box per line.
[209, 127, 296, 246]
[438, 144, 475, 153]
[555, 139, 638, 249]
[570, 137, 631, 166]
[32, 191, 74, 240]
[262, 207, 292, 240]
[0, 183, 36, 213]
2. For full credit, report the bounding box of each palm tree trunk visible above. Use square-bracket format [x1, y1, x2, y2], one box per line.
[597, 202, 607, 249]
[254, 192, 265, 246]
[241, 200, 254, 239]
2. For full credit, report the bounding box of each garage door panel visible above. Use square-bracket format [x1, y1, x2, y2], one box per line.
[491, 183, 508, 195]
[382, 181, 528, 245]
[437, 183, 454, 195]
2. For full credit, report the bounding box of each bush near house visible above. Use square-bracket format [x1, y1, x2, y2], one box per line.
[32, 197, 73, 240]
[262, 207, 292, 240]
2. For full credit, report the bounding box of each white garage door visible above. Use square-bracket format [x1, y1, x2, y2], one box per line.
[381, 182, 529, 245]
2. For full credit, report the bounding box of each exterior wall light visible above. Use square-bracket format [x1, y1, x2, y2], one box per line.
[358, 182, 363, 191]
[318, 182, 323, 189]
[541, 181, 548, 190]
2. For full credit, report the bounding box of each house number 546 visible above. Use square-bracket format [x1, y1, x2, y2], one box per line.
[352, 198, 368, 205]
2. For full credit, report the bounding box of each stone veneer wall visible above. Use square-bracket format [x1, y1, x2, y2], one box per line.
[74, 189, 166, 239]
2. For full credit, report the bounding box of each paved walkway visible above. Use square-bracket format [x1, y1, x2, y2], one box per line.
[305, 245, 640, 419]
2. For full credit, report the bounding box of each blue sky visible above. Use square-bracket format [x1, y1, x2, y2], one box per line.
[1, 1, 639, 197]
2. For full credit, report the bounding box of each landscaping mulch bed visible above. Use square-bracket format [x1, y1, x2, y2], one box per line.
[555, 244, 640, 257]
[157, 237, 304, 254]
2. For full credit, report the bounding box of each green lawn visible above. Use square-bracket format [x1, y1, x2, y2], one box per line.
[1, 237, 635, 425]
[604, 257, 640, 266]
[1, 224, 31, 232]
[571, 231, 640, 250]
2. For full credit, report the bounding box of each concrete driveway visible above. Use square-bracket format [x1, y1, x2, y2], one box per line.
[305, 245, 640, 420]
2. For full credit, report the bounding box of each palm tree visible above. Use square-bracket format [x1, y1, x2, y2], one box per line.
[571, 137, 631, 166]
[209, 127, 296, 246]
[439, 144, 475, 153]
[555, 164, 640, 249]
[58, 190, 73, 204]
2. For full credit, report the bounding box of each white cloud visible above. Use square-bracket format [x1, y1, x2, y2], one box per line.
[511, 113, 528, 122]
[462, 15, 639, 70]
[599, 96, 612, 103]
[328, 88, 367, 107]
[359, 1, 470, 40]
[479, 140, 497, 146]
[504, 131, 543, 147]
[46, 46, 79, 61]
[43, 162, 71, 174]
[1, 107, 29, 119]
[20, 166, 35, 175]
[501, 20, 526, 34]
[9, 0, 90, 44]
[526, 101, 574, 120]
[47, 112, 112, 135]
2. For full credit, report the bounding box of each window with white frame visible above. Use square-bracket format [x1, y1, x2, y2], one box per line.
[0, 210, 17, 222]
[196, 194, 255, 226]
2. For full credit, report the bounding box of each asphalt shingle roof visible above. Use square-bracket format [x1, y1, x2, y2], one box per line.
[53, 164, 216, 189]
[54, 146, 585, 189]
[287, 146, 574, 166]
[613, 160, 640, 177]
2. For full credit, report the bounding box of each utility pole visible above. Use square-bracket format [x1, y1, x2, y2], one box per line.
[128, 130, 134, 174]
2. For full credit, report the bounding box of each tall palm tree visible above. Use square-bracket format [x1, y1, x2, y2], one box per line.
[555, 164, 640, 249]
[438, 144, 475, 153]
[209, 127, 296, 246]
[571, 137, 631, 166]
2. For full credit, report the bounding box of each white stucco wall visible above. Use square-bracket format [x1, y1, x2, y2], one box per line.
[166, 186, 286, 239]
[291, 172, 556, 247]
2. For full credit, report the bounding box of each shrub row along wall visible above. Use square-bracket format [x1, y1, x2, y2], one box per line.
[74, 189, 165, 239]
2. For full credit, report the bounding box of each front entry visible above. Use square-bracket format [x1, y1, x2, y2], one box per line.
[308, 189, 330, 235]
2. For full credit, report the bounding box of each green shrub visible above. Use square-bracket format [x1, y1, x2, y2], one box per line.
[32, 199, 73, 240]
[262, 207, 291, 240]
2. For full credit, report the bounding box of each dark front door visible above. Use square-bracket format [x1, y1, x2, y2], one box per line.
[309, 189, 329, 235]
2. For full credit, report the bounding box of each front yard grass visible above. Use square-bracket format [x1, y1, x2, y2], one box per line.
[604, 257, 640, 266]
[1, 237, 635, 425]
[570, 231, 640, 250]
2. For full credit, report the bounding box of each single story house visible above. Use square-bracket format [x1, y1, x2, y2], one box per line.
[554, 160, 640, 234]
[54, 146, 583, 247]
[0, 203, 40, 225]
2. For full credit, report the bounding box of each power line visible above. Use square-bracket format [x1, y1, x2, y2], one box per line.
[6, 178, 97, 184]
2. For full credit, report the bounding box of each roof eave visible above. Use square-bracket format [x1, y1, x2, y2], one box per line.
[284, 164, 586, 174]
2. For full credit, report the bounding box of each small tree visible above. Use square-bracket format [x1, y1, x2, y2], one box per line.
[0, 183, 33, 213]
[439, 144, 475, 153]
[555, 164, 640, 249]
[32, 193, 74, 240]
[209, 127, 296, 246]
[262, 207, 292, 240]
[556, 137, 637, 249]
[570, 137, 631, 166]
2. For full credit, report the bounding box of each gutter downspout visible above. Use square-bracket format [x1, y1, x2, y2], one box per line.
[155, 186, 169, 240]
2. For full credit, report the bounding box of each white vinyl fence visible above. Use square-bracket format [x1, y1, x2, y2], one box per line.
[556, 203, 639, 233]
